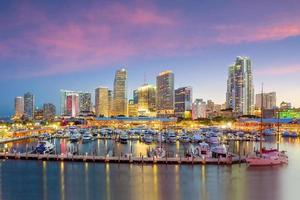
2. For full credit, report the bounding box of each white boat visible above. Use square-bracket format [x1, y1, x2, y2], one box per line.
[179, 134, 190, 143]
[167, 131, 177, 143]
[211, 144, 228, 158]
[246, 151, 288, 166]
[208, 136, 219, 144]
[119, 132, 128, 144]
[156, 133, 166, 143]
[192, 133, 203, 143]
[148, 147, 166, 158]
[100, 128, 113, 136]
[70, 133, 81, 143]
[34, 140, 55, 154]
[82, 132, 93, 142]
[144, 134, 153, 144]
[192, 142, 211, 158]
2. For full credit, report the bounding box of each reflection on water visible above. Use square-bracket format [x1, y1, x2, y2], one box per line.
[0, 138, 300, 200]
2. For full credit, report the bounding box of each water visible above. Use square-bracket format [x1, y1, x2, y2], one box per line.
[0, 138, 300, 200]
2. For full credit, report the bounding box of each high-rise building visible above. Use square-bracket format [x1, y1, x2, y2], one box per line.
[192, 99, 207, 119]
[133, 89, 138, 104]
[128, 99, 138, 117]
[255, 92, 276, 109]
[24, 92, 35, 119]
[156, 70, 174, 118]
[60, 90, 79, 117]
[175, 86, 192, 118]
[14, 96, 24, 119]
[79, 92, 92, 114]
[43, 103, 56, 120]
[108, 90, 113, 117]
[137, 84, 156, 117]
[113, 69, 128, 116]
[226, 56, 254, 115]
[95, 87, 109, 117]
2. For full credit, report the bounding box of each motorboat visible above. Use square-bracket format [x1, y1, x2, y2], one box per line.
[192, 133, 203, 143]
[263, 129, 275, 136]
[167, 131, 177, 143]
[100, 128, 113, 136]
[34, 140, 55, 154]
[82, 132, 93, 142]
[246, 150, 288, 166]
[179, 134, 190, 143]
[211, 144, 228, 158]
[144, 134, 153, 144]
[192, 142, 211, 158]
[282, 131, 298, 138]
[70, 133, 81, 143]
[208, 135, 219, 144]
[39, 133, 52, 140]
[156, 133, 166, 143]
[119, 132, 129, 144]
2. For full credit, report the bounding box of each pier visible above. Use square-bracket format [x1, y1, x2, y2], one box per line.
[0, 152, 246, 165]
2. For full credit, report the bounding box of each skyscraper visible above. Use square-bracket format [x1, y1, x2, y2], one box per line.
[156, 70, 174, 118]
[113, 69, 127, 116]
[133, 89, 138, 104]
[79, 92, 92, 114]
[192, 99, 207, 119]
[108, 90, 113, 117]
[14, 96, 24, 119]
[175, 86, 193, 118]
[128, 99, 138, 117]
[24, 92, 35, 119]
[43, 103, 56, 120]
[226, 56, 254, 115]
[60, 90, 80, 117]
[95, 87, 109, 117]
[137, 84, 156, 117]
[255, 92, 276, 109]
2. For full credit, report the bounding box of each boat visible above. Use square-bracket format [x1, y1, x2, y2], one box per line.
[167, 131, 177, 143]
[192, 142, 211, 158]
[156, 133, 166, 143]
[144, 134, 153, 144]
[179, 134, 190, 143]
[67, 143, 79, 156]
[211, 144, 228, 158]
[70, 133, 81, 143]
[39, 133, 52, 140]
[82, 132, 93, 142]
[119, 132, 128, 144]
[192, 133, 203, 143]
[208, 135, 219, 144]
[282, 131, 298, 138]
[34, 140, 55, 154]
[148, 147, 166, 158]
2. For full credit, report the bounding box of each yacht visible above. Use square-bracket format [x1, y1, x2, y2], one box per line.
[179, 134, 190, 143]
[82, 132, 93, 142]
[156, 133, 166, 143]
[192, 142, 211, 158]
[34, 140, 55, 154]
[167, 131, 177, 143]
[119, 132, 129, 144]
[211, 144, 228, 158]
[144, 134, 153, 144]
[70, 133, 81, 143]
[148, 147, 166, 158]
[192, 133, 203, 143]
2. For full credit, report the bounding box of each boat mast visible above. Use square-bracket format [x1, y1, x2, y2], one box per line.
[277, 109, 280, 151]
[260, 83, 264, 157]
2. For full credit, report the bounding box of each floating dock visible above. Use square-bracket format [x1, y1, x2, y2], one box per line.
[0, 152, 246, 165]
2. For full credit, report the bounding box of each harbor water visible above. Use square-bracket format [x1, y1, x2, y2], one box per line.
[0, 137, 300, 200]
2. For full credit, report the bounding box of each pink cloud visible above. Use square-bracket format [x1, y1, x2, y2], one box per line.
[256, 65, 300, 76]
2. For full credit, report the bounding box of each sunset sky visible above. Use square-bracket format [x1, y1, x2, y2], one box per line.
[0, 0, 300, 116]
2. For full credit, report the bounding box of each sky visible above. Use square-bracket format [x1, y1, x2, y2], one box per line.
[0, 0, 300, 116]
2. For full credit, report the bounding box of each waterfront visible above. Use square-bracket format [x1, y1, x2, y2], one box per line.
[0, 138, 300, 200]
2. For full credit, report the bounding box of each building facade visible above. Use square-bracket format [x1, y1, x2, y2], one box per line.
[60, 90, 80, 117]
[24, 92, 35, 119]
[95, 87, 109, 117]
[226, 56, 254, 115]
[79, 92, 92, 114]
[128, 99, 138, 117]
[113, 69, 128, 116]
[192, 99, 207, 119]
[156, 70, 174, 118]
[43, 103, 56, 120]
[255, 92, 276, 109]
[137, 84, 156, 117]
[14, 96, 24, 119]
[175, 87, 192, 118]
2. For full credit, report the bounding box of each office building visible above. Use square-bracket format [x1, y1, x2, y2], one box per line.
[175, 86, 192, 118]
[14, 96, 24, 119]
[113, 69, 128, 116]
[95, 87, 109, 117]
[255, 92, 276, 109]
[24, 92, 35, 119]
[43, 103, 56, 120]
[137, 84, 156, 117]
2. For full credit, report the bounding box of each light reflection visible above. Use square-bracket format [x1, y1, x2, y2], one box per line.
[43, 161, 47, 200]
[153, 165, 158, 200]
[105, 164, 111, 200]
[60, 162, 65, 200]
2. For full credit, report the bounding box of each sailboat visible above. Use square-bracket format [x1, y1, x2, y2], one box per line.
[246, 84, 288, 166]
[148, 132, 166, 158]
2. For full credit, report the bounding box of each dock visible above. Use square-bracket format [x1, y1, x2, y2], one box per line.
[0, 152, 246, 165]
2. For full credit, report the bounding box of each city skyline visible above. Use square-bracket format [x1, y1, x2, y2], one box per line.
[1, 0, 300, 116]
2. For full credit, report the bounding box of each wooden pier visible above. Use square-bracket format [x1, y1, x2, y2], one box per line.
[0, 152, 246, 165]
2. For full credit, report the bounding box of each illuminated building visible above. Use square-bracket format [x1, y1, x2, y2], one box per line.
[175, 86, 192, 118]
[137, 84, 156, 117]
[24, 92, 35, 119]
[192, 99, 207, 119]
[226, 56, 254, 115]
[113, 69, 128, 116]
[133, 89, 138, 104]
[156, 70, 174, 118]
[108, 90, 113, 117]
[128, 99, 138, 117]
[255, 92, 276, 109]
[60, 90, 79, 117]
[43, 103, 56, 121]
[34, 107, 44, 120]
[79, 92, 92, 114]
[14, 96, 24, 119]
[95, 87, 109, 117]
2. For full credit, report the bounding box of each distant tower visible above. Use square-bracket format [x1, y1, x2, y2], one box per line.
[60, 90, 80, 117]
[156, 70, 174, 118]
[24, 92, 35, 119]
[14, 96, 24, 118]
[175, 86, 193, 118]
[226, 56, 254, 115]
[113, 69, 128, 116]
[95, 87, 109, 117]
[137, 84, 156, 117]
[79, 92, 92, 114]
